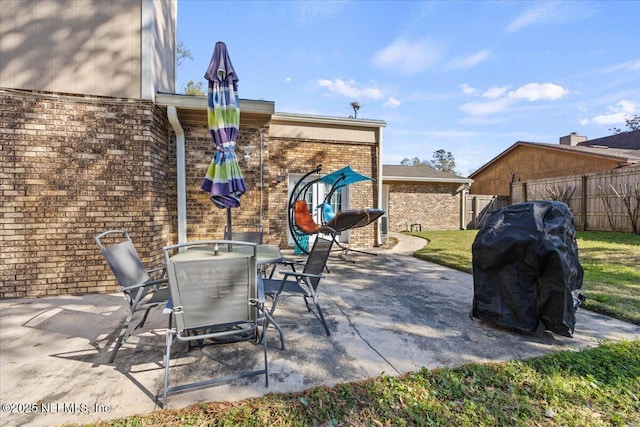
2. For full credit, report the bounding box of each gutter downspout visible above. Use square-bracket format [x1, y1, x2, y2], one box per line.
[460, 185, 468, 230]
[377, 126, 384, 246]
[167, 106, 187, 246]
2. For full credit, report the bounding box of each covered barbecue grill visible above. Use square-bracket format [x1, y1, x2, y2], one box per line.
[471, 201, 585, 337]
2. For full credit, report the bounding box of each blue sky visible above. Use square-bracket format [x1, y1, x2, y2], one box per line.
[176, 0, 640, 176]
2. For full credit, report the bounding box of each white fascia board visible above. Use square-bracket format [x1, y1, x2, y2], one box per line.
[271, 112, 386, 128]
[155, 93, 275, 115]
[383, 176, 474, 184]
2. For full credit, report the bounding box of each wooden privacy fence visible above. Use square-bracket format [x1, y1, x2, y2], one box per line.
[510, 167, 640, 233]
[466, 195, 509, 229]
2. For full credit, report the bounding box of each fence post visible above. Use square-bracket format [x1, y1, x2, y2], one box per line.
[471, 196, 478, 229]
[581, 175, 588, 231]
[509, 182, 513, 205]
[523, 183, 528, 202]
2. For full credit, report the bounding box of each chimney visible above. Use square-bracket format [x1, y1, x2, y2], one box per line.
[560, 132, 587, 146]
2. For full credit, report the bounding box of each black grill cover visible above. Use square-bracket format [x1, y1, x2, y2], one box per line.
[471, 201, 584, 336]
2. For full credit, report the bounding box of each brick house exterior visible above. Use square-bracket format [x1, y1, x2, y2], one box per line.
[382, 165, 473, 232]
[2, 90, 172, 297]
[1, 89, 384, 298]
[1, 0, 386, 299]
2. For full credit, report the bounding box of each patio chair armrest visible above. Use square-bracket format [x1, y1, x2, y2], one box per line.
[280, 271, 323, 280]
[279, 259, 305, 267]
[121, 276, 167, 292]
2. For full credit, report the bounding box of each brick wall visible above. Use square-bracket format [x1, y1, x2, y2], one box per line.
[1, 90, 171, 298]
[266, 138, 379, 249]
[387, 182, 461, 231]
[1, 89, 381, 298]
[174, 120, 270, 242]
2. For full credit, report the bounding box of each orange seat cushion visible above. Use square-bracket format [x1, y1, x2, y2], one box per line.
[294, 200, 320, 234]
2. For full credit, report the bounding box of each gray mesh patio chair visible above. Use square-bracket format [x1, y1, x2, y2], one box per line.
[95, 230, 169, 363]
[162, 240, 275, 406]
[263, 228, 336, 336]
[224, 223, 264, 244]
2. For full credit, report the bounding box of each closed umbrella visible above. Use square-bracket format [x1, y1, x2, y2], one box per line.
[200, 42, 246, 233]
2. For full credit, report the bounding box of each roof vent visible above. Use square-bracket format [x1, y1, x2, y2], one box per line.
[560, 132, 587, 146]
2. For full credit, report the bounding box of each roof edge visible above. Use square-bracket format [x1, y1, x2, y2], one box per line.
[272, 112, 386, 128]
[469, 141, 636, 178]
[383, 176, 473, 184]
[155, 93, 275, 115]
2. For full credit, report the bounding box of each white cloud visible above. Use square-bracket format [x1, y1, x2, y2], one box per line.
[600, 59, 640, 73]
[506, 3, 556, 32]
[459, 82, 569, 115]
[505, 2, 595, 33]
[285, 77, 292, 83]
[372, 37, 446, 75]
[591, 100, 637, 125]
[459, 83, 476, 95]
[385, 97, 401, 108]
[459, 97, 512, 115]
[293, 1, 347, 23]
[508, 83, 568, 101]
[317, 78, 383, 100]
[483, 86, 509, 99]
[446, 50, 490, 70]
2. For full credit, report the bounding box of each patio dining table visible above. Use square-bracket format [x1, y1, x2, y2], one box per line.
[168, 243, 283, 266]
[163, 243, 286, 346]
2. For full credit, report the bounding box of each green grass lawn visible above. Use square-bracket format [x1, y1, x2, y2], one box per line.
[87, 340, 640, 427]
[81, 230, 640, 427]
[413, 230, 640, 326]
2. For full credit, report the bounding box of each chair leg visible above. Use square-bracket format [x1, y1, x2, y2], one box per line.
[261, 317, 269, 387]
[314, 301, 331, 337]
[261, 308, 285, 350]
[162, 330, 174, 407]
[134, 305, 154, 330]
[303, 296, 313, 312]
[109, 308, 135, 363]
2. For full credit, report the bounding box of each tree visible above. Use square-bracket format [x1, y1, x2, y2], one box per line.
[177, 41, 193, 67]
[430, 149, 457, 174]
[609, 114, 640, 134]
[400, 157, 430, 167]
[183, 80, 205, 96]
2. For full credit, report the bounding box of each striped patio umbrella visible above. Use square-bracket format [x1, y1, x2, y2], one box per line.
[200, 41, 247, 211]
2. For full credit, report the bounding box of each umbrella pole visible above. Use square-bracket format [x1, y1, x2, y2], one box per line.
[227, 208, 233, 251]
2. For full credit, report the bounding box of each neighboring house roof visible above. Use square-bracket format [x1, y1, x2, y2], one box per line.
[578, 129, 640, 150]
[383, 165, 473, 184]
[469, 137, 640, 178]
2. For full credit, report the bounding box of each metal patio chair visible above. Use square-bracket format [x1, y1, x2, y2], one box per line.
[263, 229, 336, 336]
[95, 230, 169, 363]
[162, 240, 275, 406]
[224, 223, 264, 244]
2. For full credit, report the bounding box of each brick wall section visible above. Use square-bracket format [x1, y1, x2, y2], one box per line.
[172, 121, 270, 242]
[387, 182, 461, 231]
[266, 138, 379, 249]
[1, 90, 381, 298]
[174, 128, 379, 249]
[1, 90, 171, 298]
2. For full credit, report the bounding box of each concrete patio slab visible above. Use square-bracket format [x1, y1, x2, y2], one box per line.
[1, 233, 639, 427]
